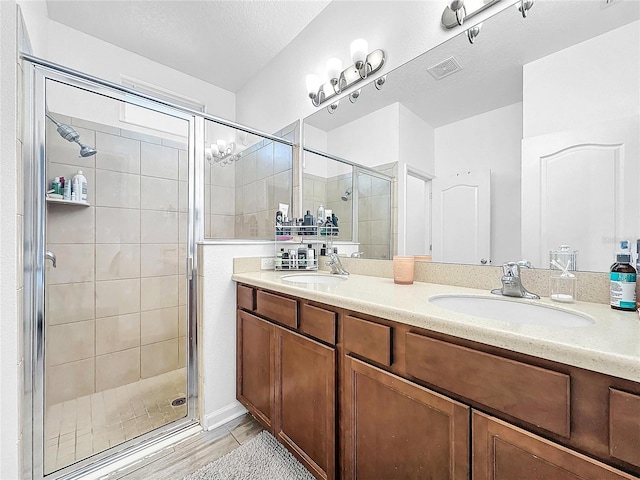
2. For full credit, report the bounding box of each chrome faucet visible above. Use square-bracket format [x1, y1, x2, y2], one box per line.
[491, 261, 539, 299]
[326, 252, 349, 275]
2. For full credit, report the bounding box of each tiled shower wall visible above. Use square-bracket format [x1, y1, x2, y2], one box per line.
[206, 125, 294, 240]
[45, 114, 187, 406]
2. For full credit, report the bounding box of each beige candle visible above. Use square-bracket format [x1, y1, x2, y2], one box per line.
[393, 256, 415, 285]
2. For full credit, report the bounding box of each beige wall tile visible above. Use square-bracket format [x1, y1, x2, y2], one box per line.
[179, 278, 187, 306]
[141, 176, 179, 212]
[95, 170, 140, 209]
[47, 206, 95, 244]
[140, 244, 179, 277]
[96, 313, 140, 355]
[211, 215, 235, 238]
[178, 149, 188, 182]
[140, 275, 178, 311]
[95, 132, 141, 174]
[71, 118, 120, 136]
[211, 160, 235, 187]
[256, 144, 273, 180]
[141, 307, 179, 345]
[46, 244, 94, 285]
[95, 278, 140, 318]
[370, 219, 391, 244]
[48, 282, 95, 325]
[140, 143, 179, 180]
[370, 194, 391, 221]
[241, 151, 257, 184]
[140, 210, 179, 244]
[179, 181, 188, 213]
[46, 320, 95, 366]
[95, 207, 140, 244]
[178, 306, 187, 338]
[211, 185, 235, 216]
[46, 358, 95, 406]
[273, 142, 292, 174]
[242, 183, 257, 214]
[95, 348, 140, 392]
[272, 170, 291, 207]
[141, 339, 179, 378]
[95, 244, 140, 281]
[179, 212, 188, 244]
[178, 337, 186, 369]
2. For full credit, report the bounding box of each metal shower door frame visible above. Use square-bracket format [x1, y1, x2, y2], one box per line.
[23, 59, 203, 480]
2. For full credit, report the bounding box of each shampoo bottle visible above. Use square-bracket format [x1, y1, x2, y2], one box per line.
[73, 170, 88, 202]
[610, 241, 637, 311]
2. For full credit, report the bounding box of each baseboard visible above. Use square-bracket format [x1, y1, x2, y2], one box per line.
[203, 401, 248, 431]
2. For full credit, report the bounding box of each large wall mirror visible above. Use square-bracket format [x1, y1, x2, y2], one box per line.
[302, 0, 639, 272]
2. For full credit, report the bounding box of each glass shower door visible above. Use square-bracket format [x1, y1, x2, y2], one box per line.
[41, 78, 193, 475]
[355, 169, 392, 259]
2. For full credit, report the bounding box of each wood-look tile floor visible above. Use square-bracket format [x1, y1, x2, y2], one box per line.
[107, 413, 264, 480]
[45, 368, 187, 474]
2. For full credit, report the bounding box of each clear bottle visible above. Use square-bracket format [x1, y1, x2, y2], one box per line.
[610, 241, 637, 312]
[317, 204, 325, 226]
[307, 244, 315, 269]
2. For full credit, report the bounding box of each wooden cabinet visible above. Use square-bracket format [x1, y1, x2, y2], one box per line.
[275, 327, 335, 480]
[344, 356, 470, 480]
[236, 284, 640, 480]
[237, 286, 336, 480]
[237, 310, 274, 429]
[473, 411, 637, 480]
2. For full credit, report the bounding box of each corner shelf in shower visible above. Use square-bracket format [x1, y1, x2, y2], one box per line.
[46, 197, 90, 207]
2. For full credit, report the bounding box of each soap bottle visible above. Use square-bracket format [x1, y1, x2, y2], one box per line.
[282, 250, 289, 270]
[303, 210, 315, 236]
[276, 248, 284, 269]
[317, 204, 325, 226]
[610, 240, 637, 312]
[73, 170, 88, 202]
[307, 244, 315, 269]
[298, 244, 307, 268]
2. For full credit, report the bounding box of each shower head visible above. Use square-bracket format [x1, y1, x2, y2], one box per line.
[341, 187, 353, 201]
[46, 112, 97, 157]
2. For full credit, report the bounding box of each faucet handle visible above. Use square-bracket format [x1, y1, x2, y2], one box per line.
[502, 262, 520, 277]
[516, 259, 533, 269]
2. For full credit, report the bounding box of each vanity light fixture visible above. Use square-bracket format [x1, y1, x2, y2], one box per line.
[517, 0, 534, 18]
[305, 39, 386, 107]
[327, 100, 340, 114]
[374, 75, 386, 91]
[348, 88, 361, 104]
[205, 139, 241, 166]
[441, 0, 501, 29]
[467, 23, 482, 44]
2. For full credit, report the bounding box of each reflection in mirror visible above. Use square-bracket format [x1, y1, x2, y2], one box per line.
[303, 149, 393, 259]
[303, 0, 640, 271]
[204, 120, 294, 239]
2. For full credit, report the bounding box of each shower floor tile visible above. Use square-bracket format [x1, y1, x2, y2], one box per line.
[44, 368, 187, 475]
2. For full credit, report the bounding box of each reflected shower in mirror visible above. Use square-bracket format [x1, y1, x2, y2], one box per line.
[303, 0, 640, 271]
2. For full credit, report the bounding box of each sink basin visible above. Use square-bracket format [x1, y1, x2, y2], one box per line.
[282, 274, 348, 285]
[429, 295, 594, 328]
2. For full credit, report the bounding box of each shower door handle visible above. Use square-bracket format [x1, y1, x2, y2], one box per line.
[45, 250, 57, 268]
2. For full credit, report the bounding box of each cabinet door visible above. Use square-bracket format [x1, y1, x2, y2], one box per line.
[473, 411, 637, 480]
[237, 310, 275, 430]
[344, 357, 470, 480]
[275, 326, 336, 480]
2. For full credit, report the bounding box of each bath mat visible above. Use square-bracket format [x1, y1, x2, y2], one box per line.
[183, 431, 315, 480]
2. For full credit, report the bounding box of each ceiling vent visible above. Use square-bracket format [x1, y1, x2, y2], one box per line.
[427, 56, 463, 80]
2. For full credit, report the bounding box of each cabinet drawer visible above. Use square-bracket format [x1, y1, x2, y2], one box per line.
[609, 388, 640, 467]
[299, 303, 336, 345]
[405, 332, 570, 437]
[256, 290, 298, 329]
[237, 284, 255, 311]
[343, 315, 392, 366]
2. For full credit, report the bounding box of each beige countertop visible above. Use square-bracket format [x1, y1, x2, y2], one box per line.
[232, 271, 640, 383]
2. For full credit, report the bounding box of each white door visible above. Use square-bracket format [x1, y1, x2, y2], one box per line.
[521, 116, 639, 272]
[432, 170, 491, 264]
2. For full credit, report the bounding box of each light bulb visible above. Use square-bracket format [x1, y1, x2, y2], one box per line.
[326, 58, 343, 83]
[305, 74, 321, 97]
[350, 39, 368, 68]
[217, 140, 227, 153]
[210, 144, 219, 156]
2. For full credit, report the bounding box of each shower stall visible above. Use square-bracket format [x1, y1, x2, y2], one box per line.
[22, 56, 295, 480]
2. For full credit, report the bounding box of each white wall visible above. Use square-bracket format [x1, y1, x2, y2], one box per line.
[302, 124, 328, 178]
[435, 102, 523, 265]
[198, 243, 272, 430]
[237, 0, 512, 134]
[523, 20, 640, 138]
[0, 1, 20, 478]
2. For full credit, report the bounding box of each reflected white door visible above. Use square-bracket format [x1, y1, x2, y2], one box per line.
[405, 173, 432, 256]
[432, 170, 491, 264]
[521, 116, 639, 271]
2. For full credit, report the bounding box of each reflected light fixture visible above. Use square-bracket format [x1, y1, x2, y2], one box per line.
[205, 139, 241, 166]
[466, 22, 482, 44]
[327, 100, 340, 114]
[306, 39, 385, 108]
[441, 0, 501, 29]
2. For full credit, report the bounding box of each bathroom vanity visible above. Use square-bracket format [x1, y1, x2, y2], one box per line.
[233, 272, 640, 480]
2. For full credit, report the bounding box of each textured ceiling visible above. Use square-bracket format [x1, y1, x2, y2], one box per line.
[46, 0, 331, 92]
